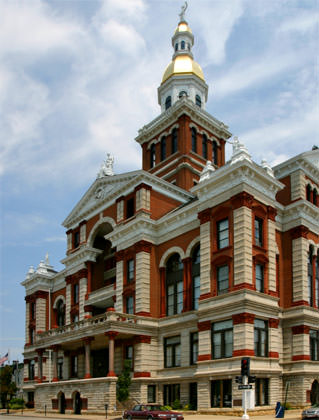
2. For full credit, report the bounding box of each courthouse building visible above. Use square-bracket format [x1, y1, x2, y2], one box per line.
[22, 9, 319, 414]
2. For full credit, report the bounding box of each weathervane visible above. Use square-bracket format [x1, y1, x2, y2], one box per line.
[179, 1, 188, 22]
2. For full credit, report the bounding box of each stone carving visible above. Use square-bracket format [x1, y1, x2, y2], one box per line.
[199, 160, 215, 182]
[97, 153, 114, 178]
[261, 158, 274, 177]
[230, 136, 252, 165]
[179, 1, 188, 22]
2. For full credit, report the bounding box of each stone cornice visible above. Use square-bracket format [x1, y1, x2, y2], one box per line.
[135, 98, 232, 146]
[281, 306, 319, 328]
[61, 246, 102, 273]
[276, 200, 319, 235]
[273, 150, 319, 181]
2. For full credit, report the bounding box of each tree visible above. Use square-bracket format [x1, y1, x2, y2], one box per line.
[116, 360, 131, 402]
[0, 366, 17, 408]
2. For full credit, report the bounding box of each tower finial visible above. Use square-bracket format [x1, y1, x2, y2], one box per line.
[179, 1, 188, 22]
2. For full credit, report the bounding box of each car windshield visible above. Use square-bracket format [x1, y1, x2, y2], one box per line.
[145, 405, 164, 411]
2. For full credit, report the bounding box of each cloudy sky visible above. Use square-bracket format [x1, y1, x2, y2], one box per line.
[0, 0, 318, 362]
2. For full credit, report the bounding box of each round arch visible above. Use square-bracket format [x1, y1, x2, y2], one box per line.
[159, 246, 185, 268]
[185, 237, 200, 258]
[52, 295, 65, 309]
[87, 217, 116, 247]
[57, 391, 66, 414]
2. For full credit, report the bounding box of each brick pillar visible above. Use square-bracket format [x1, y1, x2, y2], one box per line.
[197, 321, 211, 362]
[105, 331, 118, 377]
[232, 313, 255, 356]
[292, 325, 310, 361]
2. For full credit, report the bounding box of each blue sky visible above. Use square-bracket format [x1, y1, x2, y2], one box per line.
[1, 0, 318, 362]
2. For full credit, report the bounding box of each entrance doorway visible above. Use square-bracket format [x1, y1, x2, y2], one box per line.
[311, 380, 319, 405]
[189, 383, 197, 410]
[211, 379, 232, 408]
[74, 391, 81, 415]
[58, 392, 66, 414]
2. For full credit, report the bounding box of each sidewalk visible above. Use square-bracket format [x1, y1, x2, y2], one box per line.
[0, 409, 303, 420]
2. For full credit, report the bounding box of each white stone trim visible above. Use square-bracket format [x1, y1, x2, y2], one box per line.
[159, 246, 185, 267]
[52, 295, 66, 309]
[185, 236, 200, 258]
[87, 216, 116, 246]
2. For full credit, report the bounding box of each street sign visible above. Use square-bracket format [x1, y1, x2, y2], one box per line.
[238, 384, 252, 390]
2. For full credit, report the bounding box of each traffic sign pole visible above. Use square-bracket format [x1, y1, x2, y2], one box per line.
[242, 374, 249, 420]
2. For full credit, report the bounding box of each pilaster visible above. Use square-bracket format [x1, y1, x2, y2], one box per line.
[115, 259, 124, 312]
[291, 169, 306, 201]
[233, 205, 253, 286]
[268, 217, 277, 293]
[292, 236, 309, 304]
[79, 277, 87, 320]
[35, 295, 47, 334]
[135, 242, 151, 315]
[199, 218, 211, 297]
[65, 284, 71, 325]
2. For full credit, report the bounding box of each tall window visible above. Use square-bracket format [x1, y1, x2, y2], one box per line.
[308, 246, 314, 306]
[310, 330, 319, 361]
[212, 320, 233, 359]
[71, 355, 78, 377]
[127, 259, 135, 283]
[125, 345, 133, 369]
[195, 94, 201, 107]
[150, 144, 156, 168]
[126, 197, 135, 218]
[316, 253, 319, 307]
[217, 265, 229, 295]
[254, 319, 268, 356]
[164, 336, 181, 367]
[171, 128, 178, 154]
[191, 127, 197, 153]
[165, 96, 171, 110]
[29, 360, 35, 380]
[147, 385, 156, 403]
[56, 299, 65, 327]
[74, 231, 80, 248]
[255, 378, 269, 405]
[306, 184, 312, 201]
[254, 217, 263, 247]
[73, 283, 79, 304]
[191, 245, 200, 310]
[255, 264, 264, 292]
[212, 141, 218, 165]
[125, 296, 134, 314]
[58, 357, 63, 379]
[166, 254, 184, 315]
[202, 134, 208, 159]
[313, 189, 318, 206]
[217, 218, 229, 249]
[30, 302, 35, 320]
[160, 136, 166, 161]
[163, 384, 180, 406]
[30, 328, 35, 344]
[181, 40, 185, 49]
[190, 332, 198, 365]
[211, 380, 232, 408]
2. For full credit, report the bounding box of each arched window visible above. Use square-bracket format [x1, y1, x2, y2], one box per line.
[56, 299, 65, 327]
[150, 144, 156, 168]
[175, 43, 178, 52]
[313, 189, 318, 206]
[166, 254, 184, 315]
[307, 184, 312, 201]
[181, 40, 185, 50]
[191, 127, 197, 153]
[202, 134, 208, 159]
[165, 96, 172, 110]
[179, 90, 187, 98]
[212, 141, 218, 165]
[191, 245, 200, 310]
[308, 245, 314, 306]
[171, 128, 178, 154]
[316, 251, 319, 308]
[195, 95, 201, 107]
[161, 136, 166, 161]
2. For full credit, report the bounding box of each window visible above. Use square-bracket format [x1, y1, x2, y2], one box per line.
[125, 296, 134, 314]
[150, 144, 156, 168]
[124, 344, 133, 369]
[313, 189, 318, 206]
[147, 385, 156, 403]
[73, 283, 79, 304]
[71, 355, 78, 377]
[165, 96, 172, 110]
[164, 336, 181, 367]
[166, 254, 184, 315]
[217, 218, 229, 249]
[160, 136, 166, 161]
[306, 184, 312, 201]
[195, 94, 201, 107]
[72, 314, 79, 323]
[310, 330, 319, 361]
[192, 245, 200, 310]
[190, 332, 198, 365]
[202, 134, 207, 159]
[316, 253, 319, 307]
[58, 358, 63, 379]
[175, 43, 178, 51]
[308, 246, 314, 306]
[179, 90, 187, 98]
[29, 328, 35, 345]
[255, 264, 264, 292]
[212, 141, 218, 165]
[181, 40, 185, 49]
[30, 302, 35, 320]
[211, 380, 232, 407]
[56, 299, 65, 327]
[127, 259, 135, 283]
[126, 197, 135, 218]
[28, 360, 35, 380]
[74, 231, 80, 248]
[191, 127, 197, 153]
[212, 320, 233, 359]
[171, 128, 178, 154]
[254, 217, 263, 247]
[217, 265, 229, 295]
[254, 319, 268, 357]
[163, 384, 180, 406]
[255, 378, 269, 405]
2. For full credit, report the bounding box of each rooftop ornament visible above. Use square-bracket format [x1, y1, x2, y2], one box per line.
[230, 136, 252, 165]
[261, 158, 274, 177]
[97, 153, 114, 178]
[179, 1, 188, 22]
[199, 160, 215, 182]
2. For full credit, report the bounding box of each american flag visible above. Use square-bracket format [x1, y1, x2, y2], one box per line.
[0, 352, 9, 366]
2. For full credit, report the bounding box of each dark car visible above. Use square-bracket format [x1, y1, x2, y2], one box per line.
[302, 406, 319, 419]
[123, 404, 184, 420]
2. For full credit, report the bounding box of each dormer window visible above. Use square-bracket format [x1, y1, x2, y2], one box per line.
[165, 96, 171, 110]
[195, 95, 201, 107]
[181, 40, 185, 50]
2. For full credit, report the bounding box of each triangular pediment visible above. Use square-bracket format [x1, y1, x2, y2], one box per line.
[63, 170, 193, 229]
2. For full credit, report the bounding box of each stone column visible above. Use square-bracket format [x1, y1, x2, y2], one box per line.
[82, 337, 94, 379]
[160, 267, 166, 316]
[105, 331, 118, 377]
[51, 345, 59, 382]
[37, 349, 44, 383]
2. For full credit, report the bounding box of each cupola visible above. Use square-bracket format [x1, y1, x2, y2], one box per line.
[158, 2, 208, 112]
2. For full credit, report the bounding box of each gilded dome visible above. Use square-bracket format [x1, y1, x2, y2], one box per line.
[162, 55, 205, 83]
[174, 22, 192, 35]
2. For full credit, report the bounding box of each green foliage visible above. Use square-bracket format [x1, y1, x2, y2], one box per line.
[171, 399, 181, 409]
[9, 398, 24, 409]
[116, 360, 132, 402]
[283, 402, 292, 410]
[0, 366, 17, 408]
[162, 405, 172, 410]
[183, 404, 190, 410]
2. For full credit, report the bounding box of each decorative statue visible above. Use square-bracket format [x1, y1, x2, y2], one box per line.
[97, 153, 114, 178]
[179, 1, 188, 22]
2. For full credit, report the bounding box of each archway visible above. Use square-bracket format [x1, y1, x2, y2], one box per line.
[58, 392, 66, 414]
[74, 391, 81, 415]
[310, 380, 319, 405]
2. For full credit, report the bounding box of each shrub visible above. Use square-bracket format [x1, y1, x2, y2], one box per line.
[172, 399, 181, 410]
[9, 398, 24, 409]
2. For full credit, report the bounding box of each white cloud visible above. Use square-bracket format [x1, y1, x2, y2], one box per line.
[278, 11, 318, 33]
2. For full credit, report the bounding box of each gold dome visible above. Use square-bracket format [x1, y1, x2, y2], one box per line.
[162, 55, 205, 83]
[174, 22, 192, 35]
